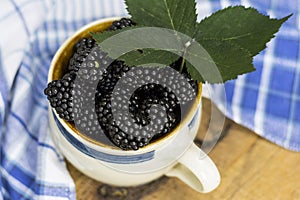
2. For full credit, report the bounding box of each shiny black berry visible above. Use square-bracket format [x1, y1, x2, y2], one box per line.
[109, 18, 136, 31]
[96, 60, 130, 94]
[128, 83, 181, 139]
[44, 72, 76, 121]
[68, 38, 96, 72]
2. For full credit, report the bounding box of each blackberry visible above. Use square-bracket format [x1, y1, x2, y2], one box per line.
[128, 83, 181, 138]
[44, 72, 76, 121]
[109, 18, 136, 31]
[68, 38, 96, 72]
[96, 60, 130, 94]
[76, 48, 108, 81]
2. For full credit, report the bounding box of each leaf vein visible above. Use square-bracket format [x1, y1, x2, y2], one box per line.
[163, 0, 176, 31]
[222, 32, 252, 41]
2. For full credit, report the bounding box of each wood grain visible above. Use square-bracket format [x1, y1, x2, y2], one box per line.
[67, 99, 300, 200]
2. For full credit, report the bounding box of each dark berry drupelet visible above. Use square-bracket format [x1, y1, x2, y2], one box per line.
[109, 18, 136, 31]
[44, 72, 76, 121]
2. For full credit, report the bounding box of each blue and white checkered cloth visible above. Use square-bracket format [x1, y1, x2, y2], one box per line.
[0, 0, 299, 199]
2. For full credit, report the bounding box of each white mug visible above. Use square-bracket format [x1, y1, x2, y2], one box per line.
[47, 17, 220, 193]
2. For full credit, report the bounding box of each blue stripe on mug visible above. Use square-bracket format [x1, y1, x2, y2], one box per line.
[52, 111, 155, 164]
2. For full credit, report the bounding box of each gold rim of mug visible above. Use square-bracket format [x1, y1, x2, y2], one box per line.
[48, 17, 202, 152]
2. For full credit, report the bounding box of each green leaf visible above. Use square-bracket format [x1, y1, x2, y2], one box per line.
[196, 6, 292, 56]
[92, 27, 187, 67]
[185, 39, 255, 83]
[125, 0, 197, 37]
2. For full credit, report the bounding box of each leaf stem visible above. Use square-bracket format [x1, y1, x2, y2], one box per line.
[179, 57, 185, 73]
[179, 40, 192, 73]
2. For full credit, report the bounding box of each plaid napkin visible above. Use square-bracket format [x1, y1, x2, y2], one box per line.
[0, 0, 298, 199]
[200, 0, 300, 151]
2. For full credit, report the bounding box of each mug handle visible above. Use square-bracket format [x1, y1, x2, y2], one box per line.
[165, 143, 220, 193]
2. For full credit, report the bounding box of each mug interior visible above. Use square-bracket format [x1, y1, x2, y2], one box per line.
[48, 17, 202, 153]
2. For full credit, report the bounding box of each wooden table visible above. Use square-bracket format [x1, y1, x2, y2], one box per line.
[67, 99, 300, 200]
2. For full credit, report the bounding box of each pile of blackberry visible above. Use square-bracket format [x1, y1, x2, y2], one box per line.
[44, 18, 198, 150]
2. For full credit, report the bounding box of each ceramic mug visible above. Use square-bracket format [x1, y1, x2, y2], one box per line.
[47, 17, 220, 193]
